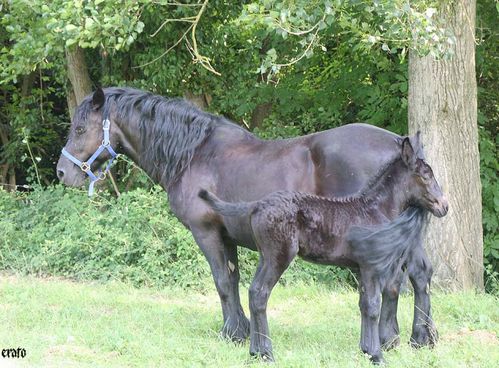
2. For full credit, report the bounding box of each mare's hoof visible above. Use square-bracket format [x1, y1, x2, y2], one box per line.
[381, 334, 400, 351]
[221, 317, 250, 343]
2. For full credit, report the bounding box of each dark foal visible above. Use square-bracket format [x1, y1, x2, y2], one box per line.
[199, 137, 447, 363]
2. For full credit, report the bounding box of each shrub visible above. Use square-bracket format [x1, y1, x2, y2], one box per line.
[0, 185, 352, 290]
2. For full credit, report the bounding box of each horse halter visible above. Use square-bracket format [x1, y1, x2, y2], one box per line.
[61, 116, 117, 196]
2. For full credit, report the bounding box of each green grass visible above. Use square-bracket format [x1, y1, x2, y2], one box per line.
[0, 274, 497, 368]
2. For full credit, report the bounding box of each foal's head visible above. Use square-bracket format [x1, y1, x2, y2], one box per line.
[56, 88, 120, 187]
[400, 136, 448, 217]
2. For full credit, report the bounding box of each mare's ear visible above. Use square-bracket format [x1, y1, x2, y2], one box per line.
[92, 87, 105, 111]
[401, 137, 417, 169]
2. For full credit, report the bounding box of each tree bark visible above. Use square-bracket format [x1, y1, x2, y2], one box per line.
[0, 126, 11, 191]
[250, 36, 273, 130]
[408, 0, 483, 289]
[66, 85, 78, 122]
[66, 46, 93, 105]
[250, 101, 272, 130]
[183, 91, 211, 110]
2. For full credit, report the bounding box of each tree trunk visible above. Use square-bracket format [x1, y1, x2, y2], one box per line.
[408, 0, 483, 289]
[66, 85, 77, 122]
[0, 127, 11, 191]
[66, 46, 93, 105]
[183, 91, 211, 110]
[250, 101, 272, 130]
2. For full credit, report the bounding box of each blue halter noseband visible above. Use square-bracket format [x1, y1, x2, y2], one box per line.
[61, 117, 117, 196]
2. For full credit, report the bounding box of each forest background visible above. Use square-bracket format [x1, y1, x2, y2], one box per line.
[0, 0, 497, 292]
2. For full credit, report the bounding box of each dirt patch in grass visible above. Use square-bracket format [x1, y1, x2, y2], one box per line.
[443, 328, 498, 345]
[45, 343, 120, 364]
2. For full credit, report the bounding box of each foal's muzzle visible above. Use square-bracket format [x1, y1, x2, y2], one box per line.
[432, 196, 449, 218]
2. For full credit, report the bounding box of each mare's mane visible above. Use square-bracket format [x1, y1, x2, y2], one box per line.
[75, 87, 249, 186]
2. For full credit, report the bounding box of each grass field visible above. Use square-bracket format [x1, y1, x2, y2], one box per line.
[0, 274, 497, 368]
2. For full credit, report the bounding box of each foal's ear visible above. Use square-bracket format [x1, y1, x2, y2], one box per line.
[410, 131, 424, 157]
[92, 87, 105, 111]
[401, 137, 417, 169]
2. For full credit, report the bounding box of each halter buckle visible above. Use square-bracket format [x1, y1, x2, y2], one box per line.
[103, 119, 110, 130]
[80, 162, 90, 172]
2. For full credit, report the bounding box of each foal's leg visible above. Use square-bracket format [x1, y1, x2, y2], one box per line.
[191, 226, 250, 341]
[379, 270, 405, 350]
[359, 270, 383, 364]
[249, 240, 297, 361]
[407, 245, 437, 347]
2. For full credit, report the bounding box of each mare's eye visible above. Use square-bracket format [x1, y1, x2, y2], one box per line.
[75, 126, 85, 135]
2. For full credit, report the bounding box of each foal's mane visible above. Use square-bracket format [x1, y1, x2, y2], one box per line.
[331, 154, 403, 205]
[77, 87, 249, 186]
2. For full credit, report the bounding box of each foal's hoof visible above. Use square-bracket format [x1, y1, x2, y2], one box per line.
[362, 349, 384, 365]
[371, 356, 384, 365]
[380, 335, 400, 351]
[249, 350, 274, 363]
[221, 317, 250, 343]
[410, 326, 438, 348]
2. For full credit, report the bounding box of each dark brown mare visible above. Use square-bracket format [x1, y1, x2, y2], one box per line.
[199, 136, 448, 363]
[56, 88, 448, 356]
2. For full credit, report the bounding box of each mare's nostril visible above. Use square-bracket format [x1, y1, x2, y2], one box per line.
[57, 169, 65, 181]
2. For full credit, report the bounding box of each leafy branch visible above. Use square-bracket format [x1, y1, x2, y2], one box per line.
[135, 0, 220, 75]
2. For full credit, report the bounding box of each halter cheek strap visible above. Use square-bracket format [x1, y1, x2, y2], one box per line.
[61, 118, 118, 196]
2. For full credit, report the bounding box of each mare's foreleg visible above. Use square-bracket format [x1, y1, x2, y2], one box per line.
[359, 270, 383, 364]
[191, 227, 250, 342]
[407, 245, 437, 347]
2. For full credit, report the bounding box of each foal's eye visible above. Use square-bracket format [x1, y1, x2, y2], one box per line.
[75, 126, 85, 135]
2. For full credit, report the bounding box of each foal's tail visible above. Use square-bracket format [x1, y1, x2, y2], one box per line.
[347, 206, 427, 282]
[198, 189, 253, 218]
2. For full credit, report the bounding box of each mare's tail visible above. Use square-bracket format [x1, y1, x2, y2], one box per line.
[198, 189, 253, 218]
[347, 206, 427, 281]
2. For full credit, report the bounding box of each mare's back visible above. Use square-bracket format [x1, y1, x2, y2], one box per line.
[309, 123, 401, 196]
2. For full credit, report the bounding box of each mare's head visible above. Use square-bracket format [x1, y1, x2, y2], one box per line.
[400, 134, 448, 217]
[56, 88, 119, 187]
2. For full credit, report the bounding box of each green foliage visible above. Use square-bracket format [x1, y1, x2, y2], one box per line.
[0, 186, 352, 290]
[0, 84, 67, 186]
[239, 0, 454, 77]
[253, 45, 409, 136]
[476, 0, 499, 288]
[479, 128, 499, 276]
[0, 0, 145, 83]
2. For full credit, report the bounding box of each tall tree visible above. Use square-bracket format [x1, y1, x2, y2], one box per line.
[408, 0, 483, 289]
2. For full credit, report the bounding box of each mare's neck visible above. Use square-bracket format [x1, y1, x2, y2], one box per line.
[113, 109, 142, 164]
[111, 103, 256, 188]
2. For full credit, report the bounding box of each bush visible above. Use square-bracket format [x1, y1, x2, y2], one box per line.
[0, 186, 352, 290]
[479, 128, 499, 293]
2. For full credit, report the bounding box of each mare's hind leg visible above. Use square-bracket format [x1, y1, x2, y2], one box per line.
[191, 226, 250, 342]
[249, 240, 298, 361]
[407, 245, 437, 347]
[359, 270, 383, 364]
[379, 270, 405, 350]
